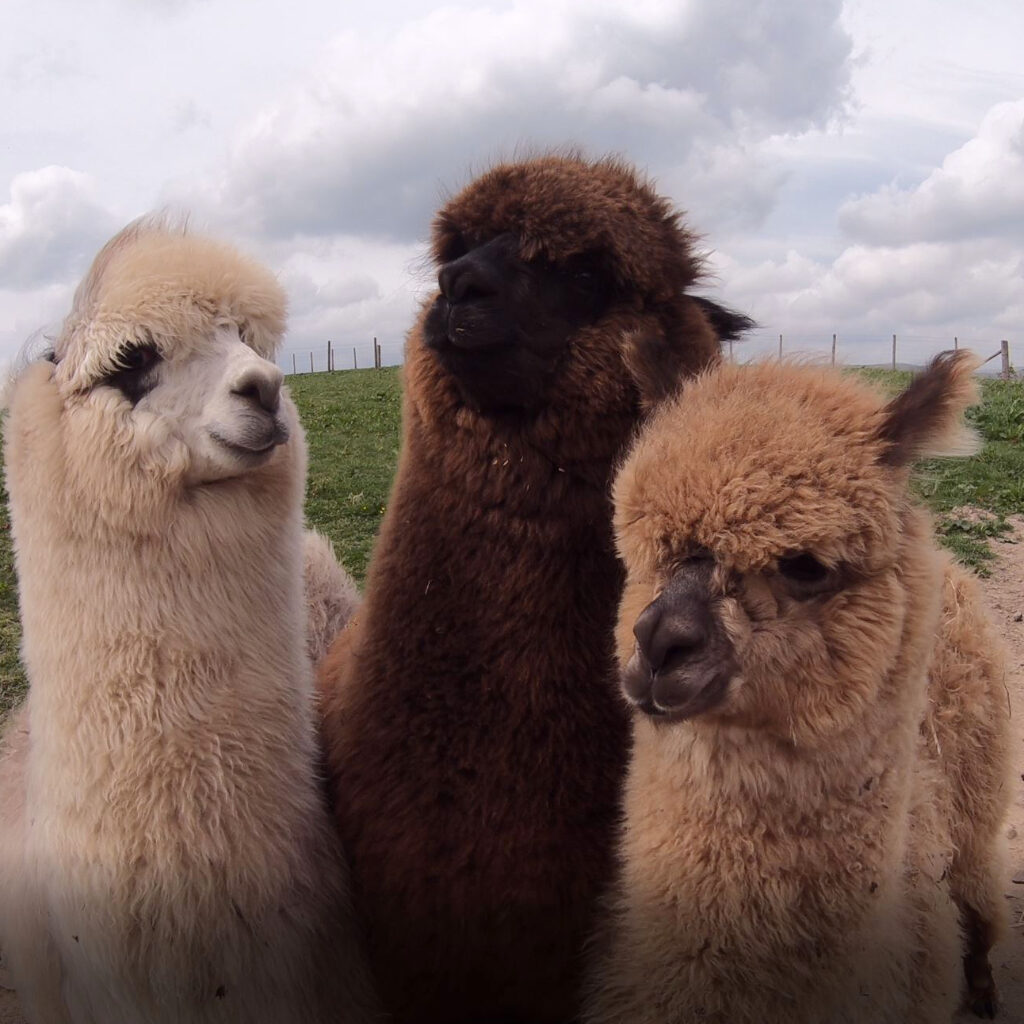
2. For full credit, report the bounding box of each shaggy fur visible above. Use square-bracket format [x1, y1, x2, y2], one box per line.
[0, 219, 378, 1024]
[318, 153, 750, 1023]
[303, 530, 361, 667]
[584, 353, 1011, 1024]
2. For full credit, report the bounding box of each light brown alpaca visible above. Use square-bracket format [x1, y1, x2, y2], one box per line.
[585, 352, 1011, 1024]
[0, 218, 377, 1024]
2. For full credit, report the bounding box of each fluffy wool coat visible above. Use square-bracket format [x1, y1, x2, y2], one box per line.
[318, 154, 738, 1023]
[0, 223, 377, 1024]
[586, 355, 1011, 1024]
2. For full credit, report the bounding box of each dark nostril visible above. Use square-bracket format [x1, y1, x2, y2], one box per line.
[658, 640, 702, 673]
[632, 603, 661, 664]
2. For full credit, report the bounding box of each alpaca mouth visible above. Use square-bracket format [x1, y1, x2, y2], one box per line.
[209, 420, 289, 457]
[627, 664, 734, 724]
[423, 295, 514, 355]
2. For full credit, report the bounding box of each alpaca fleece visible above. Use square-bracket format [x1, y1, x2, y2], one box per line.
[303, 529, 361, 668]
[318, 154, 738, 1023]
[585, 354, 1011, 1024]
[0, 220, 378, 1024]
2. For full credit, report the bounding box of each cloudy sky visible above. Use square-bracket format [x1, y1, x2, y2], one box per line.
[2, 0, 1023, 371]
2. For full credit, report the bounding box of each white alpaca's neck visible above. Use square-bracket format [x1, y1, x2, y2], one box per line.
[17, 474, 314, 828]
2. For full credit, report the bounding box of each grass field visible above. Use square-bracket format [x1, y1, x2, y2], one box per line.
[1, 366, 1020, 723]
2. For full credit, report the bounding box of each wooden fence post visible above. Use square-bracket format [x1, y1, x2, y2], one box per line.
[309, 352, 314, 374]
[353, 347, 358, 370]
[778, 333, 783, 360]
[1001, 340, 1011, 378]
[831, 333, 837, 366]
[954, 336, 958, 351]
[292, 353, 296, 375]
[374, 336, 381, 369]
[328, 339, 333, 372]
[892, 334, 897, 370]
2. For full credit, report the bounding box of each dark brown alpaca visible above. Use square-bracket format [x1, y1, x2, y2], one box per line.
[318, 153, 751, 1024]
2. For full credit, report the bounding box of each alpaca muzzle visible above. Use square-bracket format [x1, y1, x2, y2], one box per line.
[623, 560, 736, 721]
[426, 234, 518, 354]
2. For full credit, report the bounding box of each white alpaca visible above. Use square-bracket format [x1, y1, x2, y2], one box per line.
[0, 218, 378, 1024]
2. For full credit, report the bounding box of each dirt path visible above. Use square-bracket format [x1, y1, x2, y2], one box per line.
[3, 518, 1024, 1022]
[953, 514, 1024, 1023]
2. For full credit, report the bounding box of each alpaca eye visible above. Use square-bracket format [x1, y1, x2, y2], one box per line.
[778, 553, 828, 582]
[777, 553, 835, 597]
[113, 343, 160, 374]
[105, 343, 162, 404]
[560, 255, 612, 319]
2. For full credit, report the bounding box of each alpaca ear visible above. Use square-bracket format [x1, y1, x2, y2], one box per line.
[690, 296, 756, 343]
[875, 350, 982, 467]
[624, 298, 754, 411]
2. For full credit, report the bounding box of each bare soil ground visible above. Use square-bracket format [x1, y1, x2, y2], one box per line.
[953, 514, 1024, 1023]
[2, 515, 1023, 1023]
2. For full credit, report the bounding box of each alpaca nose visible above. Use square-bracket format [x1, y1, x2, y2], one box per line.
[621, 557, 735, 720]
[437, 234, 516, 304]
[232, 364, 283, 414]
[632, 586, 711, 675]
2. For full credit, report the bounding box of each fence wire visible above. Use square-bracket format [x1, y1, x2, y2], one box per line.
[280, 333, 1016, 377]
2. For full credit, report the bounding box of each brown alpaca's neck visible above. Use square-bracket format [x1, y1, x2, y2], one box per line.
[401, 338, 641, 518]
[400, 401, 625, 524]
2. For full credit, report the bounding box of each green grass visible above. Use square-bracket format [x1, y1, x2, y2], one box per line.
[0, 366, 1020, 725]
[932, 513, 1015, 572]
[853, 370, 1024, 570]
[287, 368, 403, 581]
[0, 467, 22, 723]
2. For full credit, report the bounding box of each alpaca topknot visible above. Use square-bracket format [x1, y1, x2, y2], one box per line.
[56, 215, 287, 392]
[615, 354, 982, 576]
[432, 152, 703, 299]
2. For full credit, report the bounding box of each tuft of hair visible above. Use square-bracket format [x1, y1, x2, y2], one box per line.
[875, 350, 982, 466]
[1, 333, 55, 412]
[55, 213, 287, 391]
[690, 296, 756, 341]
[621, 297, 753, 411]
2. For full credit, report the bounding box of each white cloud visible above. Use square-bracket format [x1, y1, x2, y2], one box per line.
[5, 0, 1022, 366]
[0, 167, 120, 289]
[715, 228, 1024, 350]
[707, 90, 1024, 363]
[171, 98, 213, 135]
[257, 234, 429, 364]
[0, 281, 74, 371]
[839, 99, 1024, 245]
[178, 0, 852, 243]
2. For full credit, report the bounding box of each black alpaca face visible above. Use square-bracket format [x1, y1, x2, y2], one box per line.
[423, 232, 615, 413]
